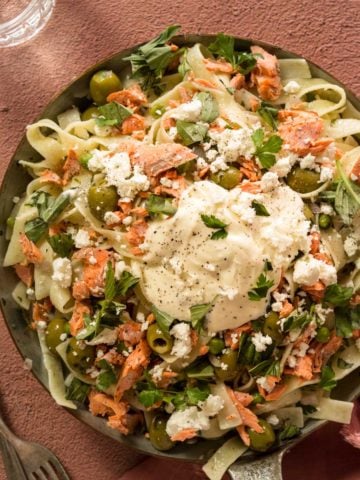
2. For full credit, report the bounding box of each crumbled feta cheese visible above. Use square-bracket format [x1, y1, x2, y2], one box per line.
[12, 196, 20, 204]
[141, 321, 149, 332]
[51, 257, 72, 288]
[209, 156, 229, 173]
[205, 149, 218, 162]
[160, 177, 174, 188]
[351, 173, 358, 182]
[314, 303, 333, 325]
[171, 99, 203, 122]
[256, 376, 275, 393]
[167, 126, 178, 140]
[165, 406, 210, 438]
[220, 362, 228, 371]
[267, 414, 280, 426]
[271, 291, 288, 312]
[151, 364, 164, 382]
[26, 288, 35, 299]
[299, 154, 317, 170]
[320, 203, 334, 215]
[270, 153, 297, 177]
[114, 260, 126, 279]
[230, 191, 257, 224]
[283, 80, 301, 94]
[87, 149, 108, 171]
[292, 341, 309, 358]
[122, 215, 133, 226]
[260, 172, 280, 192]
[219, 287, 239, 300]
[319, 166, 334, 183]
[104, 211, 120, 225]
[37, 320, 47, 330]
[94, 124, 113, 137]
[199, 395, 224, 417]
[209, 127, 255, 162]
[251, 332, 273, 352]
[287, 355, 297, 368]
[170, 322, 192, 358]
[74, 229, 91, 248]
[136, 312, 145, 323]
[344, 235, 358, 257]
[293, 255, 337, 286]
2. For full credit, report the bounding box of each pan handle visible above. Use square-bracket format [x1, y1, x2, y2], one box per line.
[227, 449, 286, 480]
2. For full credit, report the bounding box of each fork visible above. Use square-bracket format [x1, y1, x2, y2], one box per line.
[0, 410, 70, 480]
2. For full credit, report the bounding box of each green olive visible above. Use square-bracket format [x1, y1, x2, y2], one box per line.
[215, 349, 240, 381]
[286, 168, 321, 194]
[149, 414, 175, 451]
[45, 317, 68, 354]
[319, 213, 331, 229]
[303, 203, 314, 222]
[146, 324, 173, 354]
[87, 184, 119, 221]
[208, 337, 225, 355]
[81, 106, 100, 121]
[66, 337, 95, 374]
[248, 419, 276, 452]
[89, 70, 122, 105]
[316, 326, 331, 343]
[211, 166, 242, 190]
[263, 312, 282, 344]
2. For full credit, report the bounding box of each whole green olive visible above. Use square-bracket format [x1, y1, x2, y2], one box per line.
[146, 324, 173, 354]
[87, 184, 119, 221]
[66, 337, 95, 374]
[248, 419, 276, 452]
[89, 70, 122, 105]
[263, 311, 282, 344]
[215, 349, 240, 381]
[45, 317, 68, 354]
[81, 106, 100, 121]
[211, 166, 242, 190]
[149, 414, 175, 451]
[208, 337, 225, 355]
[286, 167, 321, 194]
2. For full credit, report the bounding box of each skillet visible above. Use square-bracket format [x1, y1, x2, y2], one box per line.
[0, 34, 359, 480]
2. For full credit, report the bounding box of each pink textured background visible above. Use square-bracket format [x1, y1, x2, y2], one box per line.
[1, 1, 360, 479]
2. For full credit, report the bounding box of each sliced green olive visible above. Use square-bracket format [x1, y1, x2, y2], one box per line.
[149, 414, 175, 451]
[263, 312, 282, 344]
[146, 324, 173, 354]
[286, 168, 321, 194]
[316, 326, 331, 343]
[81, 106, 100, 121]
[45, 317, 68, 354]
[87, 184, 119, 221]
[208, 337, 225, 355]
[66, 338, 95, 374]
[89, 70, 122, 105]
[248, 419, 276, 452]
[319, 213, 331, 229]
[211, 166, 242, 190]
[215, 349, 240, 381]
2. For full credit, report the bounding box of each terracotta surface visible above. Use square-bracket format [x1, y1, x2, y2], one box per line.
[0, 1, 360, 479]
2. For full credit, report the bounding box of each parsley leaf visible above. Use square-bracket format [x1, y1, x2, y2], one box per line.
[76, 314, 97, 340]
[201, 213, 228, 239]
[24, 217, 48, 243]
[334, 306, 360, 338]
[138, 389, 162, 407]
[251, 200, 270, 216]
[324, 284, 353, 306]
[251, 128, 283, 169]
[48, 233, 74, 257]
[41, 191, 71, 224]
[178, 48, 191, 78]
[282, 311, 311, 332]
[248, 270, 274, 301]
[190, 302, 213, 331]
[186, 385, 210, 404]
[257, 101, 279, 130]
[124, 25, 180, 92]
[152, 305, 175, 337]
[28, 191, 51, 217]
[105, 262, 116, 301]
[319, 365, 337, 392]
[210, 229, 228, 240]
[176, 120, 208, 146]
[117, 271, 139, 296]
[279, 424, 301, 441]
[65, 378, 90, 404]
[249, 359, 280, 377]
[146, 194, 177, 216]
[208, 33, 259, 74]
[186, 362, 214, 379]
[335, 160, 360, 225]
[196, 92, 219, 123]
[96, 359, 117, 392]
[96, 102, 132, 127]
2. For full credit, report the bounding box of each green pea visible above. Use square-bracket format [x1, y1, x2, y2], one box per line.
[251, 392, 265, 405]
[66, 337, 95, 374]
[263, 312, 282, 344]
[146, 324, 173, 354]
[208, 337, 225, 355]
[45, 317, 68, 354]
[87, 184, 119, 221]
[149, 104, 166, 118]
[89, 70, 122, 105]
[81, 106, 100, 121]
[211, 166, 242, 190]
[215, 349, 240, 381]
[319, 213, 331, 229]
[248, 419, 276, 452]
[303, 203, 314, 222]
[316, 326, 331, 343]
[149, 414, 175, 451]
[287, 168, 321, 193]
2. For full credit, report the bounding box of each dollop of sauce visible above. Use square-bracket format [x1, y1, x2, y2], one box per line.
[135, 181, 309, 332]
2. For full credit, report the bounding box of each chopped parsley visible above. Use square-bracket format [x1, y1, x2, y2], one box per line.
[324, 284, 353, 306]
[48, 233, 74, 257]
[96, 359, 117, 392]
[146, 194, 177, 216]
[200, 214, 228, 240]
[334, 160, 360, 225]
[196, 91, 219, 123]
[251, 128, 283, 169]
[248, 262, 274, 301]
[279, 424, 301, 441]
[208, 33, 259, 74]
[176, 120, 208, 146]
[190, 302, 214, 331]
[319, 365, 337, 392]
[96, 102, 132, 127]
[65, 378, 90, 404]
[251, 200, 270, 216]
[257, 101, 279, 130]
[151, 305, 175, 337]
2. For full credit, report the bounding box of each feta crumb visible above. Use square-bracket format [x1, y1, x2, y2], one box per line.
[283, 80, 301, 94]
[89, 255, 97, 265]
[171, 99, 203, 122]
[160, 177, 174, 188]
[293, 255, 337, 286]
[114, 260, 126, 279]
[209, 127, 255, 162]
[292, 341, 309, 358]
[271, 291, 288, 312]
[256, 376, 275, 393]
[59, 333, 68, 341]
[151, 364, 164, 382]
[74, 229, 91, 248]
[299, 154, 317, 170]
[219, 287, 239, 300]
[344, 235, 358, 257]
[199, 395, 224, 416]
[314, 303, 333, 325]
[251, 332, 273, 352]
[287, 355, 297, 368]
[136, 312, 145, 323]
[122, 215, 133, 226]
[51, 257, 72, 288]
[37, 320, 47, 330]
[319, 166, 334, 183]
[320, 203, 334, 215]
[104, 211, 120, 225]
[166, 406, 210, 438]
[209, 156, 229, 173]
[141, 321, 149, 332]
[260, 172, 280, 192]
[267, 414, 280, 426]
[170, 322, 192, 358]
[26, 288, 35, 299]
[270, 154, 297, 177]
[220, 362, 229, 371]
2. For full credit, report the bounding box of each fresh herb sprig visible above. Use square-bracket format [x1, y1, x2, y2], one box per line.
[248, 261, 274, 301]
[201, 214, 228, 240]
[208, 33, 259, 74]
[251, 128, 283, 169]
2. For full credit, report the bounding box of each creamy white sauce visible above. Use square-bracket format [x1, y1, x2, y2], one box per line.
[134, 181, 310, 332]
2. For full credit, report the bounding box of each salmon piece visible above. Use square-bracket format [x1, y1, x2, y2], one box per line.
[107, 84, 147, 111]
[88, 391, 133, 435]
[350, 157, 360, 183]
[154, 172, 187, 199]
[156, 370, 178, 389]
[264, 382, 287, 401]
[119, 201, 134, 215]
[228, 388, 263, 434]
[203, 58, 234, 74]
[178, 86, 193, 104]
[14, 263, 33, 287]
[69, 300, 91, 336]
[163, 117, 176, 130]
[72, 248, 112, 299]
[39, 169, 62, 186]
[232, 391, 253, 407]
[118, 320, 144, 346]
[240, 159, 261, 182]
[250, 46, 282, 101]
[125, 219, 148, 247]
[279, 300, 294, 318]
[105, 211, 125, 227]
[312, 334, 342, 373]
[237, 424, 250, 446]
[292, 355, 313, 380]
[32, 297, 53, 327]
[302, 281, 326, 302]
[278, 110, 333, 156]
[293, 324, 316, 349]
[121, 114, 145, 135]
[114, 339, 151, 401]
[147, 313, 155, 324]
[230, 73, 245, 90]
[193, 78, 217, 89]
[132, 143, 197, 177]
[198, 166, 210, 178]
[310, 231, 321, 254]
[130, 207, 149, 218]
[62, 149, 80, 185]
[100, 348, 125, 367]
[239, 181, 261, 193]
[19, 233, 43, 264]
[199, 345, 209, 356]
[170, 428, 197, 442]
[224, 324, 252, 350]
[130, 246, 145, 256]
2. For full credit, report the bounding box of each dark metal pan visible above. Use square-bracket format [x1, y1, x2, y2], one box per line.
[0, 34, 359, 479]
